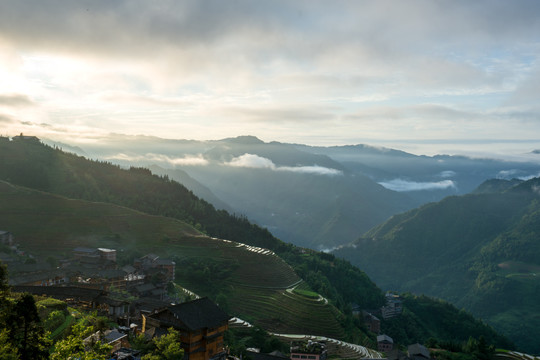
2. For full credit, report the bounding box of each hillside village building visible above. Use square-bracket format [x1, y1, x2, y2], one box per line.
[382, 292, 403, 319]
[363, 311, 381, 333]
[134, 253, 176, 281]
[143, 297, 230, 360]
[377, 334, 394, 352]
[290, 341, 327, 360]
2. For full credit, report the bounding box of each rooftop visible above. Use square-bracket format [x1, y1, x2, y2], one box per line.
[167, 297, 230, 331]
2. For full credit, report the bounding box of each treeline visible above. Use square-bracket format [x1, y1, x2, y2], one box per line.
[381, 294, 514, 350]
[0, 139, 383, 312]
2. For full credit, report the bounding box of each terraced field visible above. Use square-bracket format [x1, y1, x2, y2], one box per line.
[228, 285, 345, 339]
[0, 182, 351, 340]
[496, 351, 540, 360]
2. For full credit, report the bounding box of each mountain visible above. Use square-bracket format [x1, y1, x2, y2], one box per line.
[0, 136, 383, 341]
[0, 180, 348, 339]
[334, 177, 540, 353]
[299, 144, 540, 203]
[51, 134, 540, 250]
[0, 137, 513, 350]
[62, 134, 416, 249]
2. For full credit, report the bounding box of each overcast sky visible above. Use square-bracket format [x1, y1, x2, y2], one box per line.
[1, 0, 540, 157]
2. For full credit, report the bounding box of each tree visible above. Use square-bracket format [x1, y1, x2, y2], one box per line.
[51, 322, 112, 360]
[142, 328, 184, 360]
[0, 262, 9, 296]
[0, 329, 19, 360]
[10, 293, 51, 360]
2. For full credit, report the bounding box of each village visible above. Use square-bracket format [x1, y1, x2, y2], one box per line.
[1, 229, 433, 360]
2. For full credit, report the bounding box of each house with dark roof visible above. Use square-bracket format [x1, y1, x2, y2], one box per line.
[408, 343, 431, 360]
[143, 297, 230, 360]
[12, 285, 107, 309]
[377, 334, 394, 353]
[134, 253, 176, 282]
[362, 310, 381, 334]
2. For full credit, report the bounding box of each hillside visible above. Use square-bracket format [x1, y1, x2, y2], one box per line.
[0, 138, 516, 350]
[334, 178, 540, 353]
[0, 138, 384, 339]
[0, 181, 349, 339]
[50, 134, 540, 250]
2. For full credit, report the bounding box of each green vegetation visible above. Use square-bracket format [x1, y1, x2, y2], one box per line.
[381, 294, 512, 349]
[141, 328, 184, 360]
[0, 140, 519, 350]
[0, 139, 386, 341]
[0, 181, 359, 340]
[336, 178, 540, 353]
[50, 320, 112, 360]
[293, 288, 319, 299]
[0, 263, 51, 359]
[225, 327, 289, 358]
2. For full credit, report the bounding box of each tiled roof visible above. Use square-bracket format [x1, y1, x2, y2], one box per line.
[167, 297, 230, 331]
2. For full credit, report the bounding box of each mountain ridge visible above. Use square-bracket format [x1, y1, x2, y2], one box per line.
[334, 177, 540, 353]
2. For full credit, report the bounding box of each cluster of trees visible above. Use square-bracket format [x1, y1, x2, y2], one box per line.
[0, 263, 185, 359]
[380, 294, 513, 350]
[425, 336, 495, 360]
[0, 263, 50, 359]
[224, 326, 289, 358]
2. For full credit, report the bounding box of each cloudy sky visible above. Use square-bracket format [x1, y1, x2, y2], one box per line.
[1, 0, 540, 157]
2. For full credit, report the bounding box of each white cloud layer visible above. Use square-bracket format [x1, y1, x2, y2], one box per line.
[438, 170, 457, 178]
[105, 153, 209, 166]
[379, 179, 457, 192]
[226, 153, 343, 176]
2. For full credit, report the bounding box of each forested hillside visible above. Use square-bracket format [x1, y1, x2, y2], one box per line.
[0, 138, 515, 350]
[0, 138, 382, 315]
[335, 178, 540, 353]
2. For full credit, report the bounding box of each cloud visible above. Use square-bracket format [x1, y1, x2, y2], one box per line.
[0, 94, 35, 107]
[220, 105, 336, 124]
[497, 169, 520, 179]
[226, 153, 342, 176]
[0, 114, 14, 123]
[379, 179, 457, 192]
[98, 92, 191, 107]
[518, 172, 540, 181]
[277, 165, 343, 176]
[104, 153, 209, 166]
[227, 154, 275, 169]
[438, 170, 457, 178]
[0, 1, 539, 147]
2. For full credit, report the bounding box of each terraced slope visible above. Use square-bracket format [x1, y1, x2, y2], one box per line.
[0, 181, 348, 339]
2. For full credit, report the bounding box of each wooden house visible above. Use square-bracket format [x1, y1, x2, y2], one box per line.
[377, 334, 394, 353]
[144, 297, 230, 360]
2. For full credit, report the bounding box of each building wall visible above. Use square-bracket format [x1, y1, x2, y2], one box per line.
[145, 312, 228, 360]
[377, 341, 393, 352]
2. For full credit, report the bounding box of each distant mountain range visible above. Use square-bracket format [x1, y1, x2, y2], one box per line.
[45, 134, 540, 250]
[0, 137, 511, 350]
[334, 177, 540, 353]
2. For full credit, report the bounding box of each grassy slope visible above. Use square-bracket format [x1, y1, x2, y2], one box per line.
[0, 181, 346, 339]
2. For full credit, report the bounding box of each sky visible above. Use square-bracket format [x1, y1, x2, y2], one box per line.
[1, 0, 540, 158]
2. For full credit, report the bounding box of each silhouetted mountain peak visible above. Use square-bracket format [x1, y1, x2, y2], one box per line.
[221, 135, 264, 144]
